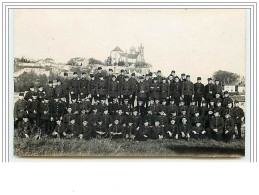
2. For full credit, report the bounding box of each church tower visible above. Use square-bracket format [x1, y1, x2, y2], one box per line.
[138, 43, 145, 62]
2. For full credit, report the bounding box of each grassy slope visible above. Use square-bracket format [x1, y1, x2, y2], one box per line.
[14, 138, 245, 158]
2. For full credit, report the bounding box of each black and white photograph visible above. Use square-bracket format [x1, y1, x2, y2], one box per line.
[13, 8, 246, 158]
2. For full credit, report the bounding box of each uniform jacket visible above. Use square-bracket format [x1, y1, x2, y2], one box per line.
[170, 81, 182, 97]
[179, 123, 190, 134]
[27, 99, 39, 118]
[194, 83, 205, 97]
[14, 99, 27, 118]
[210, 116, 224, 133]
[160, 82, 170, 99]
[108, 80, 120, 97]
[233, 106, 244, 124]
[137, 82, 149, 98]
[120, 80, 132, 96]
[88, 79, 98, 95]
[224, 118, 235, 132]
[149, 82, 161, 99]
[17, 121, 33, 135]
[182, 81, 194, 96]
[97, 80, 108, 95]
[79, 78, 89, 95]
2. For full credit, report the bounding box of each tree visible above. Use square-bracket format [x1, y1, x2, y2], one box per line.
[88, 58, 103, 65]
[135, 61, 152, 68]
[212, 70, 240, 85]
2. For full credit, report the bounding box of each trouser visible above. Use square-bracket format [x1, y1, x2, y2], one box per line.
[165, 132, 176, 139]
[111, 134, 123, 139]
[135, 134, 148, 141]
[172, 96, 180, 106]
[89, 95, 97, 103]
[211, 131, 223, 141]
[235, 123, 242, 139]
[184, 95, 192, 106]
[130, 93, 136, 108]
[223, 131, 234, 142]
[195, 96, 203, 107]
[190, 132, 207, 139]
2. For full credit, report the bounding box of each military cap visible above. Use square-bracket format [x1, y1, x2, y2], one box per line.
[49, 81, 53, 84]
[175, 76, 179, 79]
[214, 110, 219, 113]
[149, 97, 154, 101]
[234, 100, 239, 103]
[215, 78, 219, 82]
[171, 70, 175, 73]
[194, 109, 200, 113]
[124, 75, 129, 79]
[98, 67, 102, 70]
[143, 120, 149, 123]
[170, 118, 176, 121]
[73, 72, 77, 75]
[132, 108, 138, 112]
[121, 69, 125, 72]
[67, 106, 72, 109]
[112, 75, 116, 78]
[224, 91, 229, 94]
[162, 77, 166, 80]
[29, 85, 34, 88]
[32, 92, 37, 96]
[82, 72, 86, 75]
[38, 85, 43, 88]
[90, 74, 94, 77]
[181, 73, 185, 76]
[197, 77, 201, 80]
[186, 75, 190, 78]
[53, 95, 59, 99]
[99, 74, 104, 78]
[19, 92, 24, 96]
[139, 76, 144, 79]
[131, 73, 135, 76]
[208, 78, 212, 81]
[148, 72, 153, 76]
[123, 98, 129, 102]
[162, 99, 167, 102]
[23, 115, 28, 119]
[56, 79, 61, 82]
[153, 77, 158, 80]
[109, 68, 113, 72]
[64, 72, 68, 76]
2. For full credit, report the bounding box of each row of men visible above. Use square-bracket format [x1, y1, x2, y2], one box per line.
[15, 91, 244, 142]
[24, 68, 225, 106]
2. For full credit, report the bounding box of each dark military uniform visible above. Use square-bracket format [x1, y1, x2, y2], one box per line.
[66, 123, 80, 138]
[137, 81, 149, 103]
[79, 124, 92, 140]
[194, 82, 204, 106]
[160, 80, 170, 101]
[214, 106, 226, 118]
[45, 85, 55, 100]
[17, 120, 33, 138]
[181, 80, 194, 106]
[166, 123, 178, 139]
[27, 98, 39, 125]
[14, 99, 27, 121]
[108, 80, 120, 102]
[88, 78, 98, 103]
[24, 90, 35, 101]
[54, 84, 64, 99]
[148, 102, 161, 116]
[69, 101, 80, 115]
[223, 97, 233, 108]
[149, 81, 160, 100]
[233, 105, 244, 139]
[170, 81, 181, 105]
[63, 112, 76, 125]
[209, 116, 224, 141]
[189, 105, 200, 117]
[109, 124, 124, 139]
[223, 117, 235, 142]
[167, 104, 179, 116]
[37, 90, 46, 103]
[204, 83, 216, 102]
[143, 113, 154, 126]
[113, 114, 126, 126]
[191, 126, 206, 139]
[120, 79, 132, 102]
[61, 77, 70, 104]
[39, 101, 52, 134]
[155, 115, 168, 128]
[97, 79, 107, 100]
[79, 99, 91, 113]
[79, 77, 89, 100]
[69, 77, 80, 100]
[215, 84, 223, 97]
[128, 114, 142, 127]
[125, 124, 137, 140]
[178, 123, 190, 139]
[77, 113, 89, 124]
[101, 113, 112, 132]
[108, 100, 119, 116]
[135, 125, 150, 141]
[53, 123, 66, 138]
[150, 125, 164, 139]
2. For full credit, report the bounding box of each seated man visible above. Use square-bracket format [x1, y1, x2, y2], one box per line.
[190, 122, 206, 139]
[79, 120, 92, 140]
[95, 120, 107, 139]
[178, 117, 191, 140]
[65, 119, 80, 139]
[150, 120, 164, 140]
[223, 113, 235, 142]
[208, 111, 224, 141]
[17, 116, 33, 138]
[165, 118, 178, 139]
[125, 121, 137, 141]
[135, 121, 151, 141]
[52, 119, 66, 139]
[109, 119, 124, 139]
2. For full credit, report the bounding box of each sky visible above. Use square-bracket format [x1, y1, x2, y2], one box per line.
[14, 9, 246, 81]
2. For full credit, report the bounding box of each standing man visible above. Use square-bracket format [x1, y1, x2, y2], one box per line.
[79, 72, 89, 100]
[129, 73, 138, 108]
[14, 93, 27, 127]
[209, 111, 224, 141]
[62, 72, 70, 104]
[69, 72, 80, 101]
[181, 75, 194, 106]
[137, 76, 149, 104]
[205, 78, 216, 103]
[214, 79, 223, 97]
[88, 73, 98, 103]
[170, 76, 181, 106]
[233, 100, 244, 139]
[97, 74, 107, 101]
[107, 75, 120, 103]
[160, 77, 170, 102]
[120, 75, 132, 103]
[194, 77, 205, 106]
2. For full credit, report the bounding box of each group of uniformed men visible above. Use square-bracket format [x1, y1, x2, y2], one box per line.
[14, 67, 245, 142]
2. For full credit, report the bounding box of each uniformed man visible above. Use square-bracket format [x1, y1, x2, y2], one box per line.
[214, 79, 223, 97]
[88, 107, 100, 128]
[96, 99, 108, 114]
[116, 69, 125, 85]
[150, 120, 164, 139]
[113, 109, 126, 127]
[178, 117, 191, 140]
[109, 119, 124, 139]
[79, 97, 91, 113]
[233, 100, 244, 139]
[136, 100, 147, 118]
[181, 75, 194, 106]
[120, 75, 132, 102]
[52, 119, 66, 138]
[135, 121, 150, 141]
[79, 120, 92, 140]
[24, 85, 35, 101]
[194, 77, 205, 106]
[143, 109, 154, 126]
[88, 73, 98, 103]
[107, 75, 120, 103]
[54, 80, 64, 99]
[168, 110, 180, 126]
[69, 72, 80, 101]
[160, 77, 170, 102]
[200, 100, 209, 128]
[225, 101, 235, 119]
[191, 110, 204, 127]
[209, 111, 224, 141]
[178, 100, 190, 118]
[223, 113, 235, 142]
[62, 72, 70, 104]
[101, 108, 112, 134]
[121, 99, 131, 116]
[37, 85, 46, 103]
[165, 118, 178, 139]
[170, 76, 182, 106]
[97, 74, 107, 101]
[63, 107, 76, 125]
[167, 99, 179, 116]
[65, 119, 80, 139]
[156, 70, 163, 83]
[129, 73, 138, 108]
[189, 100, 200, 117]
[39, 98, 52, 135]
[212, 92, 222, 106]
[204, 78, 216, 103]
[214, 101, 226, 118]
[149, 77, 160, 100]
[77, 109, 89, 125]
[128, 109, 142, 128]
[95, 67, 103, 81]
[45, 81, 55, 100]
[125, 121, 136, 141]
[27, 92, 39, 126]
[179, 73, 186, 89]
[137, 76, 149, 103]
[108, 98, 119, 116]
[14, 93, 27, 127]
[222, 91, 233, 108]
[105, 68, 114, 84]
[79, 72, 89, 100]
[191, 122, 206, 139]
[51, 95, 62, 121]
[69, 98, 80, 115]
[95, 119, 107, 139]
[155, 110, 168, 129]
[17, 116, 33, 138]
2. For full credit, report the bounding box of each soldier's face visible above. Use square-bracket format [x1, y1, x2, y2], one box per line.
[104, 110, 108, 114]
[23, 118, 28, 122]
[57, 121, 61, 125]
[155, 122, 159, 126]
[100, 77, 104, 80]
[133, 112, 138, 116]
[81, 110, 86, 114]
[32, 96, 37, 99]
[49, 84, 53, 87]
[209, 80, 212, 84]
[235, 103, 239, 107]
[197, 80, 201, 83]
[19, 96, 24, 100]
[125, 78, 129, 81]
[73, 74, 77, 78]
[182, 119, 187, 124]
[175, 78, 179, 82]
[39, 87, 43, 91]
[196, 123, 201, 127]
[202, 103, 206, 107]
[71, 120, 75, 124]
[228, 104, 232, 108]
[216, 81, 219, 85]
[162, 101, 166, 105]
[169, 76, 173, 80]
[187, 77, 190, 81]
[45, 100, 49, 103]
[115, 120, 119, 125]
[144, 122, 148, 126]
[171, 120, 175, 124]
[217, 103, 221, 107]
[30, 88, 34, 91]
[118, 110, 123, 115]
[129, 123, 133, 126]
[68, 109, 72, 113]
[112, 77, 116, 81]
[214, 113, 219, 117]
[155, 100, 159, 104]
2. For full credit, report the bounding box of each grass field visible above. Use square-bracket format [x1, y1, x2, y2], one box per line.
[14, 137, 245, 158]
